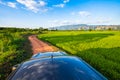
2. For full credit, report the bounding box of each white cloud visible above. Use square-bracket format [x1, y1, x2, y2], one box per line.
[78, 11, 91, 17]
[16, 0, 47, 13]
[17, 0, 39, 13]
[63, 0, 70, 3]
[39, 1, 46, 7]
[53, 0, 70, 8]
[53, 4, 65, 8]
[0, 1, 17, 8]
[7, 2, 17, 8]
[1, 0, 70, 13]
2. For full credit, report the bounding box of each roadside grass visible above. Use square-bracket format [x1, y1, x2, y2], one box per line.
[0, 31, 33, 79]
[38, 31, 120, 80]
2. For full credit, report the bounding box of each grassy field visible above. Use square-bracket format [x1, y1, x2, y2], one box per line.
[38, 31, 120, 80]
[0, 28, 34, 79]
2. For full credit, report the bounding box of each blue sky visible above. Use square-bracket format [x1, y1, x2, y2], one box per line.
[0, 0, 120, 28]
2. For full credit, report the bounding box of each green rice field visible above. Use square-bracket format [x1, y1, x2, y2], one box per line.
[38, 31, 120, 80]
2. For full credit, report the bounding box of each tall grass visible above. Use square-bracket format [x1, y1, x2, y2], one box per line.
[38, 31, 120, 80]
[0, 30, 32, 79]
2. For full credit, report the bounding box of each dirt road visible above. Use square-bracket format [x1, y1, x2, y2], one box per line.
[28, 35, 59, 54]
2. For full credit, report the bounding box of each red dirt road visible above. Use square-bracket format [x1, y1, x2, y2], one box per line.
[28, 35, 58, 54]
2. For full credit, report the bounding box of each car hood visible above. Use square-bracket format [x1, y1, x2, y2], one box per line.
[9, 56, 107, 80]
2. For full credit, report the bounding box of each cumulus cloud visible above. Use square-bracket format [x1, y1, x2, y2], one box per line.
[7, 2, 17, 8]
[39, 1, 46, 7]
[16, 0, 39, 13]
[16, 0, 47, 13]
[1, 0, 70, 13]
[78, 11, 91, 17]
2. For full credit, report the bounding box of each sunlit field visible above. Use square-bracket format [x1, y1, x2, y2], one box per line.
[38, 31, 120, 80]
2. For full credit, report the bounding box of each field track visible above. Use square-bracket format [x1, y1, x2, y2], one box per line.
[28, 35, 58, 54]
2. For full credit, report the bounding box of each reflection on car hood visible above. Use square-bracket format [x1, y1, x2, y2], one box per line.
[10, 56, 107, 80]
[31, 51, 67, 59]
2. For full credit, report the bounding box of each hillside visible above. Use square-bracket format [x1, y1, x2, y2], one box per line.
[49, 24, 120, 30]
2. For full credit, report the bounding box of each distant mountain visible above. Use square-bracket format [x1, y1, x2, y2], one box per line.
[49, 24, 120, 30]
[49, 24, 88, 30]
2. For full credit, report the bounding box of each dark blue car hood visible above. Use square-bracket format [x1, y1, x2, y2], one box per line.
[9, 56, 107, 80]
